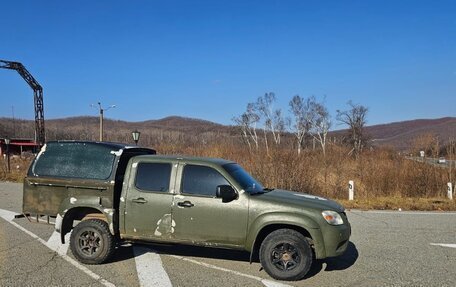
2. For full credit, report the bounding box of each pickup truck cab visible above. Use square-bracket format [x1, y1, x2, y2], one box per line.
[23, 141, 351, 281]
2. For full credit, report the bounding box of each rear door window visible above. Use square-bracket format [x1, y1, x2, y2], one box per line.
[135, 162, 172, 193]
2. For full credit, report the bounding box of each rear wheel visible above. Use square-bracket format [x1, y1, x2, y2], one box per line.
[259, 229, 313, 281]
[70, 219, 115, 264]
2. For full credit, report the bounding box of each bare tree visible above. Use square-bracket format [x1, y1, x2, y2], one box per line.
[310, 100, 331, 156]
[232, 114, 251, 150]
[336, 101, 369, 158]
[272, 109, 286, 145]
[411, 133, 439, 158]
[289, 95, 315, 155]
[256, 93, 284, 152]
[232, 103, 260, 150]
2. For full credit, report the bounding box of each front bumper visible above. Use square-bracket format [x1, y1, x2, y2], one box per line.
[321, 214, 351, 258]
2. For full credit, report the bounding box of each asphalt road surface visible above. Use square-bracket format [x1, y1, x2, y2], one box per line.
[0, 182, 455, 287]
[406, 156, 456, 169]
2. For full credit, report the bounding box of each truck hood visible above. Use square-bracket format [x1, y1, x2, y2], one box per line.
[251, 189, 345, 212]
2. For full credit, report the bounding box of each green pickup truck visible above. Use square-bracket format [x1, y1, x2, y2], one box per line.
[23, 141, 351, 281]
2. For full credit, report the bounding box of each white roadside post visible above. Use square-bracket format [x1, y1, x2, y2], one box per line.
[448, 183, 453, 200]
[349, 180, 354, 201]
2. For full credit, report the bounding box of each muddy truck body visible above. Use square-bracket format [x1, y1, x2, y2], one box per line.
[23, 141, 351, 281]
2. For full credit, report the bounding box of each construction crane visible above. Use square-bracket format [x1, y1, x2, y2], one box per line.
[0, 60, 45, 146]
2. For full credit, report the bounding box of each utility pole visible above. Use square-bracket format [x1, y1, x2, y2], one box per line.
[12, 106, 15, 137]
[91, 102, 116, 141]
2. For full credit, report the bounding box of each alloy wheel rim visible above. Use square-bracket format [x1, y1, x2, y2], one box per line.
[270, 242, 300, 271]
[78, 230, 103, 256]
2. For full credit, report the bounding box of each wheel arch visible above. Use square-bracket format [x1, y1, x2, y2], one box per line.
[59, 207, 108, 244]
[249, 223, 315, 263]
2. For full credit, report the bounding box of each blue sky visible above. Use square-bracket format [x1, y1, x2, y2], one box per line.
[1, 0, 455, 128]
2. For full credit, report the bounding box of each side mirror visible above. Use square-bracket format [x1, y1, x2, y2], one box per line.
[216, 185, 238, 203]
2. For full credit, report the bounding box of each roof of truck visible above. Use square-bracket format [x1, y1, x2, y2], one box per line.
[44, 141, 232, 166]
[133, 154, 236, 166]
[46, 141, 156, 153]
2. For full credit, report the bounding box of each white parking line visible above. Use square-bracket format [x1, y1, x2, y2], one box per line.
[0, 208, 116, 287]
[169, 255, 292, 287]
[46, 230, 70, 255]
[262, 279, 293, 287]
[430, 243, 456, 249]
[1, 207, 291, 287]
[0, 208, 17, 221]
[133, 246, 173, 287]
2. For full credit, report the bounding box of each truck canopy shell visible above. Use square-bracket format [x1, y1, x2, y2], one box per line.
[23, 141, 156, 216]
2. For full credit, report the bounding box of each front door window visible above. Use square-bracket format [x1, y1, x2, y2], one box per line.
[182, 165, 229, 196]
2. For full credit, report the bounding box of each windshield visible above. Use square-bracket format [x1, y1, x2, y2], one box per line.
[223, 163, 264, 193]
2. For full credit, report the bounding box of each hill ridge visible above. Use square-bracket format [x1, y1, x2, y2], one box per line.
[1, 116, 455, 150]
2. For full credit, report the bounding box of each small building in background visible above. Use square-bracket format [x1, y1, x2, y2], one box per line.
[0, 138, 38, 157]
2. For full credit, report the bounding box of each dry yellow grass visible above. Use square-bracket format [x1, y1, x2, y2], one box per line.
[0, 157, 29, 182]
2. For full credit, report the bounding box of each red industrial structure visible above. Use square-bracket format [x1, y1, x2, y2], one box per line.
[0, 138, 37, 157]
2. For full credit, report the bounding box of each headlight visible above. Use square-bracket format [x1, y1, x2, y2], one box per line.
[322, 210, 343, 225]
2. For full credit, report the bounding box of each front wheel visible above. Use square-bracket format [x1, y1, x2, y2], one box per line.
[259, 229, 313, 281]
[70, 219, 115, 264]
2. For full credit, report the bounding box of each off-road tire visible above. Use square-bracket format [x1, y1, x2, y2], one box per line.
[70, 219, 115, 264]
[259, 229, 313, 281]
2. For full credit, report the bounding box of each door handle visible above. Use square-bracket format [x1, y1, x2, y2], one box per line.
[132, 198, 147, 204]
[177, 201, 194, 208]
